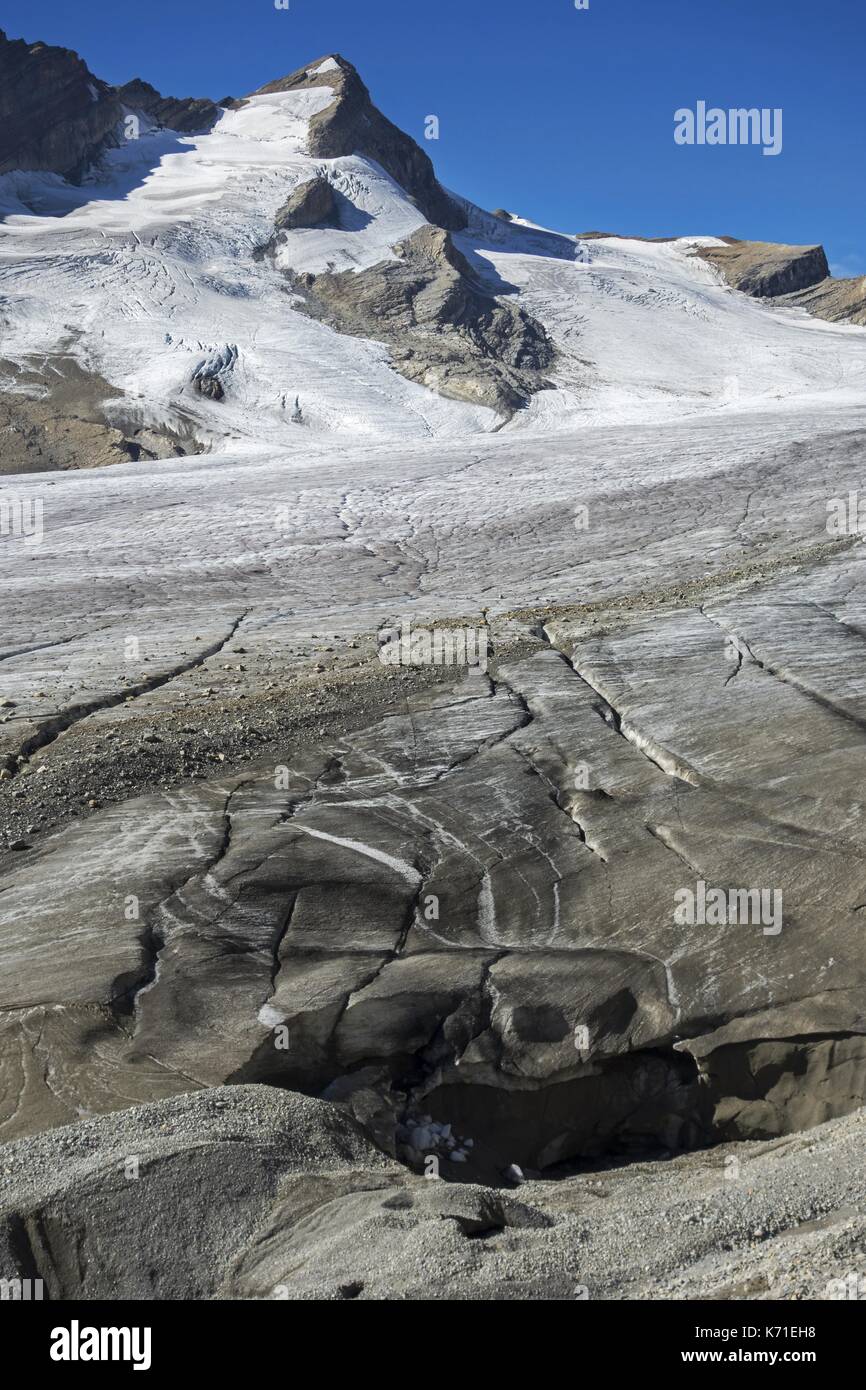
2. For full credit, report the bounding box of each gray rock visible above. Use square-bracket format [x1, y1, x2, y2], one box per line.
[697, 238, 829, 298]
[0, 30, 229, 184]
[191, 345, 237, 403]
[273, 176, 337, 232]
[192, 374, 224, 402]
[289, 224, 555, 415]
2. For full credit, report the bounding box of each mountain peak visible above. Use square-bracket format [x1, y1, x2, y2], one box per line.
[253, 53, 357, 97]
[0, 26, 121, 178]
[255, 54, 465, 231]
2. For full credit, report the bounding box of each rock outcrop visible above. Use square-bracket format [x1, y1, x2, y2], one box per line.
[698, 238, 866, 327]
[250, 58, 555, 415]
[115, 78, 228, 135]
[274, 176, 337, 232]
[0, 357, 193, 473]
[779, 272, 866, 328]
[697, 239, 830, 298]
[0, 30, 231, 182]
[0, 392, 187, 471]
[290, 225, 556, 415]
[0, 28, 123, 179]
[190, 345, 237, 403]
[256, 55, 466, 232]
[255, 176, 339, 263]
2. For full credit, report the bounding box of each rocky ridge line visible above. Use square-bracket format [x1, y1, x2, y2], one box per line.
[0, 28, 230, 183]
[698, 238, 866, 327]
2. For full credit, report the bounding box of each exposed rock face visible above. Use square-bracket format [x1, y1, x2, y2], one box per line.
[0, 1084, 863, 1300]
[115, 78, 226, 135]
[256, 55, 466, 232]
[698, 238, 866, 327]
[0, 28, 123, 178]
[0, 31, 232, 183]
[249, 62, 556, 414]
[291, 225, 555, 414]
[0, 357, 193, 473]
[192, 374, 224, 402]
[697, 239, 830, 298]
[255, 176, 339, 265]
[274, 176, 337, 232]
[0, 394, 185, 471]
[779, 273, 866, 328]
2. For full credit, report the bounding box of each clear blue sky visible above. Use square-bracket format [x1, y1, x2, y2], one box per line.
[3, 0, 864, 273]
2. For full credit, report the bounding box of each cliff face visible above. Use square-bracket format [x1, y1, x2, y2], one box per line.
[256, 55, 466, 232]
[0, 31, 233, 181]
[697, 240, 830, 298]
[0, 28, 123, 179]
[698, 239, 866, 328]
[115, 78, 227, 135]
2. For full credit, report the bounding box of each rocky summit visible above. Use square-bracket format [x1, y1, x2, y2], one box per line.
[0, 29, 226, 180]
[0, 23, 865, 1310]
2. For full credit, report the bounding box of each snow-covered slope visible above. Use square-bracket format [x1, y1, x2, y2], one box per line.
[0, 85, 490, 446]
[0, 61, 865, 456]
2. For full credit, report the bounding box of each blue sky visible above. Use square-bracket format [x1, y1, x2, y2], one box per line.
[4, 0, 864, 273]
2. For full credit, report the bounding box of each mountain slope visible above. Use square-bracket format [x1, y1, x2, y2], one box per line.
[0, 38, 864, 468]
